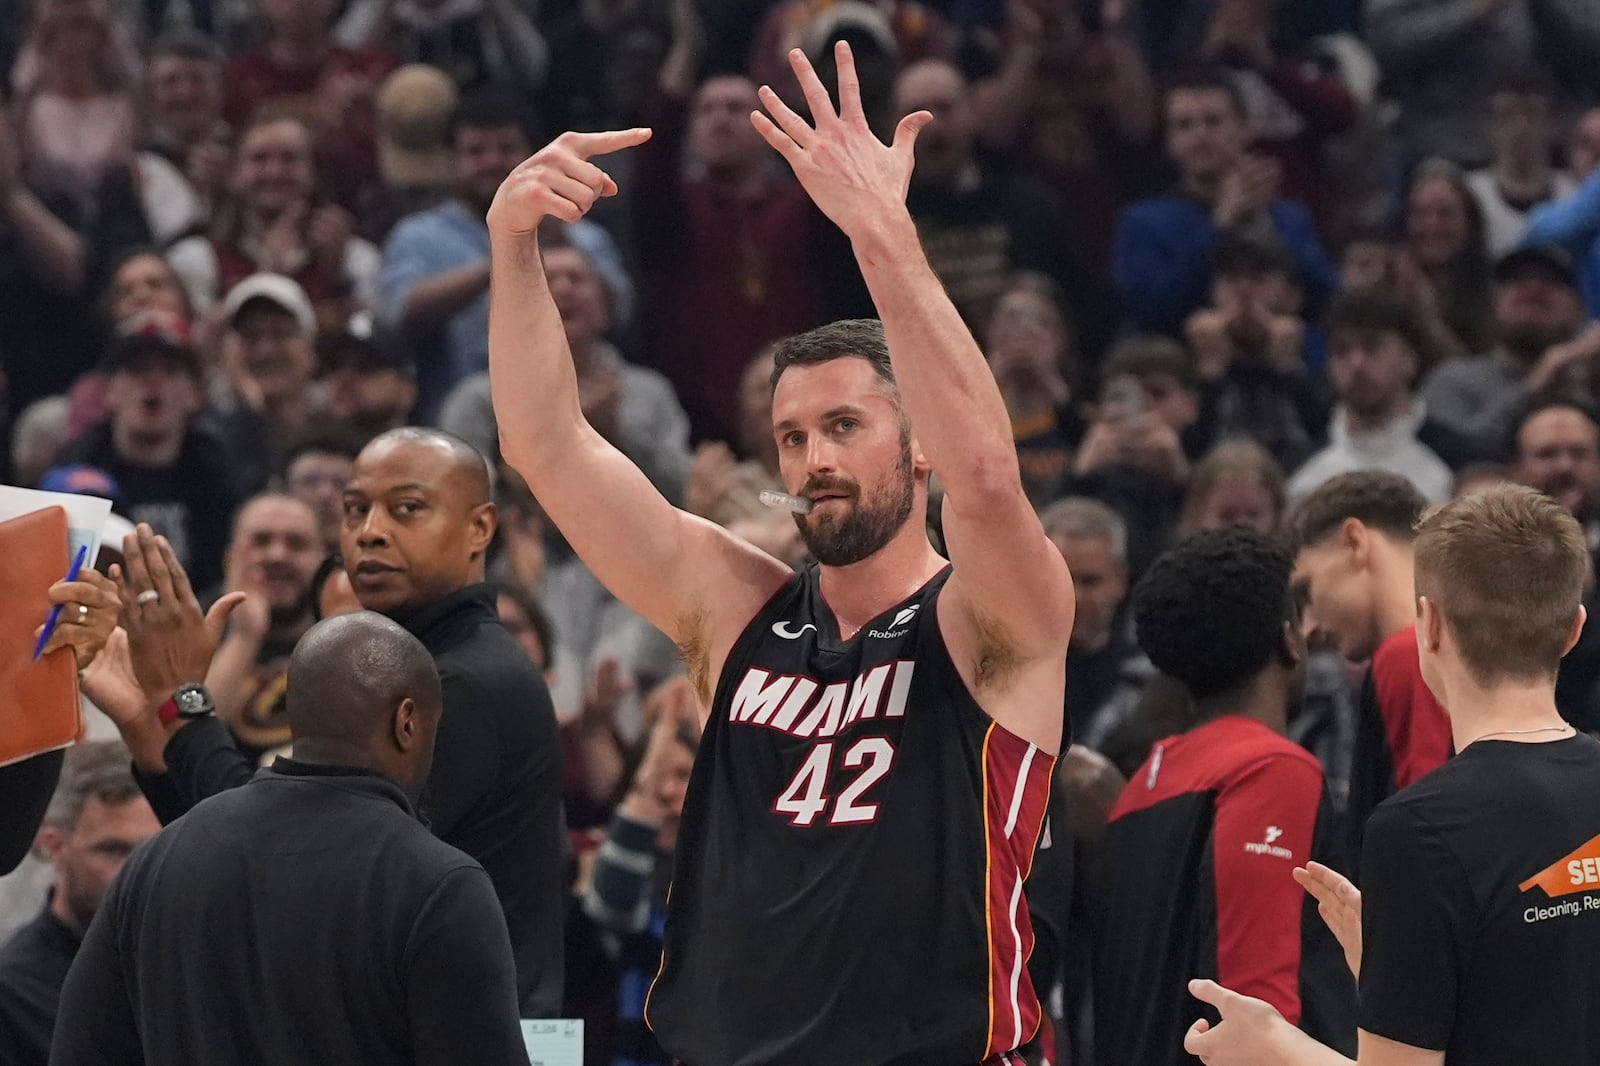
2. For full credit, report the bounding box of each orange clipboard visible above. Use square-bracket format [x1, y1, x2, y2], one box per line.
[0, 506, 81, 766]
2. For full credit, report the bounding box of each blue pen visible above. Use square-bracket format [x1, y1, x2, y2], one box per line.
[33, 544, 89, 661]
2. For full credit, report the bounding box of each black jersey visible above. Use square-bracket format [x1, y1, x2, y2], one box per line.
[646, 566, 1057, 1066]
[1359, 734, 1600, 1064]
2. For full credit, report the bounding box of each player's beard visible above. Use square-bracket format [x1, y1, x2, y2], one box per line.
[794, 443, 915, 567]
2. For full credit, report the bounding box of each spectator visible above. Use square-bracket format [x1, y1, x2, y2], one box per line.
[682, 349, 784, 531]
[1399, 158, 1495, 359]
[0, 743, 159, 1066]
[1191, 0, 1358, 225]
[970, 0, 1159, 270]
[633, 11, 846, 444]
[317, 313, 418, 441]
[1507, 400, 1600, 728]
[55, 612, 532, 1065]
[440, 225, 691, 503]
[1113, 66, 1338, 336]
[1095, 529, 1354, 1066]
[104, 249, 194, 325]
[89, 31, 227, 284]
[541, 0, 672, 134]
[111, 431, 566, 1015]
[360, 64, 457, 240]
[1282, 471, 1450, 865]
[224, 0, 397, 210]
[1523, 106, 1600, 319]
[1041, 497, 1146, 749]
[1178, 439, 1286, 536]
[581, 678, 699, 1066]
[1183, 232, 1327, 471]
[1364, 0, 1600, 166]
[1421, 246, 1599, 453]
[166, 115, 381, 326]
[894, 59, 1114, 354]
[1337, 223, 1479, 371]
[1466, 68, 1575, 259]
[1288, 288, 1472, 504]
[13, 0, 138, 214]
[748, 0, 954, 119]
[380, 93, 630, 419]
[57, 311, 236, 590]
[983, 273, 1087, 504]
[280, 424, 360, 547]
[334, 0, 546, 100]
[0, 97, 95, 423]
[204, 493, 322, 764]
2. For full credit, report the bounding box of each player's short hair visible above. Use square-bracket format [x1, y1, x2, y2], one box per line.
[1133, 528, 1295, 701]
[1039, 497, 1127, 566]
[44, 742, 141, 831]
[1282, 471, 1429, 556]
[1162, 65, 1246, 119]
[1413, 484, 1591, 686]
[769, 319, 896, 396]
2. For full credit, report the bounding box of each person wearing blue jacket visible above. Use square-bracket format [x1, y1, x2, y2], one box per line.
[1114, 67, 1338, 337]
[1522, 110, 1600, 320]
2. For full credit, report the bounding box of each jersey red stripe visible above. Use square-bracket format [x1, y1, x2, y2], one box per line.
[982, 723, 1056, 1058]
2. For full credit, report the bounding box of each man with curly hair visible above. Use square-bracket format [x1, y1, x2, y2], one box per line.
[1093, 528, 1355, 1066]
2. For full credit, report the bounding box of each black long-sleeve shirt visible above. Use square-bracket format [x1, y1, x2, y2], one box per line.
[0, 750, 63, 874]
[135, 583, 565, 1015]
[52, 759, 531, 1066]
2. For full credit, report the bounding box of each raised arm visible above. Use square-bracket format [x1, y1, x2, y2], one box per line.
[486, 132, 791, 701]
[751, 44, 1074, 752]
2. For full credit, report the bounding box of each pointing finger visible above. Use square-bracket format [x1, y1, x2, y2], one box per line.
[557, 128, 652, 160]
[1188, 979, 1248, 1015]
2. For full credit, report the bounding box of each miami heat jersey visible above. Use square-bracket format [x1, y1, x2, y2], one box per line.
[646, 565, 1056, 1066]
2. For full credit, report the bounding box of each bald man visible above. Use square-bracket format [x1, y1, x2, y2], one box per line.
[52, 613, 530, 1066]
[122, 428, 564, 1016]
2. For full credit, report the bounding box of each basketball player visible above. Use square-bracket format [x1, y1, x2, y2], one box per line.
[1185, 485, 1600, 1066]
[486, 42, 1073, 1066]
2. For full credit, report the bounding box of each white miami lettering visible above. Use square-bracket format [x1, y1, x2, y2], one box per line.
[729, 661, 915, 739]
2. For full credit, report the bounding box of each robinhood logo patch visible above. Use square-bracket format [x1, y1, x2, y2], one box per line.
[1519, 832, 1600, 899]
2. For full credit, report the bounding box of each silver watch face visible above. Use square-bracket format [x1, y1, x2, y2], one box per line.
[177, 689, 206, 714]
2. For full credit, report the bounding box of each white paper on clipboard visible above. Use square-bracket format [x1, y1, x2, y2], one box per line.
[0, 485, 113, 566]
[519, 1019, 584, 1066]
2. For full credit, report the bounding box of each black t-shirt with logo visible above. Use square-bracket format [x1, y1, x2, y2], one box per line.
[1359, 733, 1600, 1062]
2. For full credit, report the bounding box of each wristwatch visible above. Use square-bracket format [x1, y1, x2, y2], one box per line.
[157, 683, 215, 726]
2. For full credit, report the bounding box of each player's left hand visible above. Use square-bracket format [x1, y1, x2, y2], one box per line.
[1184, 979, 1297, 1065]
[751, 41, 931, 239]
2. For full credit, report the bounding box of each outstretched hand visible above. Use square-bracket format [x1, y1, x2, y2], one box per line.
[118, 525, 245, 706]
[751, 41, 931, 238]
[487, 129, 652, 237]
[1294, 861, 1363, 978]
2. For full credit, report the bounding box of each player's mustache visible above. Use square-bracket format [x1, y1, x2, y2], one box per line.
[799, 476, 858, 498]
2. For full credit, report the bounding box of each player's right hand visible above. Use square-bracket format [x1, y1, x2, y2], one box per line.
[487, 129, 652, 236]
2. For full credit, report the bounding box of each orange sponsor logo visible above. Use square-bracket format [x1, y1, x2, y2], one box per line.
[1520, 832, 1600, 899]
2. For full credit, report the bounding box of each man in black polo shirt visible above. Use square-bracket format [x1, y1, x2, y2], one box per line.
[1096, 529, 1354, 1066]
[52, 612, 530, 1066]
[107, 428, 564, 1016]
[1187, 484, 1600, 1066]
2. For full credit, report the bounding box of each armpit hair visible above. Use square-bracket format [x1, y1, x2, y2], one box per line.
[676, 607, 712, 706]
[968, 603, 1024, 692]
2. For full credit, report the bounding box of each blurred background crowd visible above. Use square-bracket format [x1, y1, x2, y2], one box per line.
[3, 0, 1600, 1062]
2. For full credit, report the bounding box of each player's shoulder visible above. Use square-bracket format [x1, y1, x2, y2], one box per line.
[1201, 714, 1322, 772]
[1371, 625, 1422, 679]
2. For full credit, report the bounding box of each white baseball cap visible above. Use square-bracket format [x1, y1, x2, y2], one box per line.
[223, 273, 317, 336]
